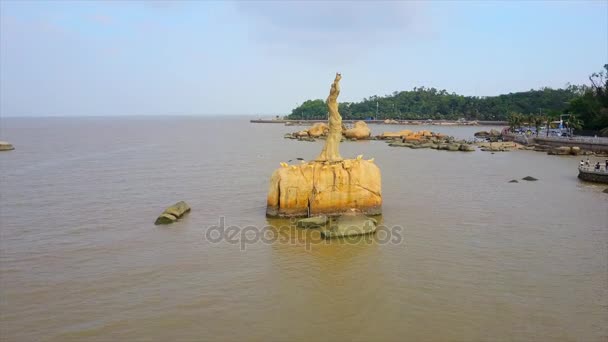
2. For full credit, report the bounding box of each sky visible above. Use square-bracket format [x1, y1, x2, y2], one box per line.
[0, 0, 607, 117]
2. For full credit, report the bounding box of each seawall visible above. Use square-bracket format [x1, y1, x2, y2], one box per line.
[533, 137, 608, 153]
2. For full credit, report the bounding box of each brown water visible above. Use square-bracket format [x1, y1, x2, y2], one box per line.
[1, 117, 607, 341]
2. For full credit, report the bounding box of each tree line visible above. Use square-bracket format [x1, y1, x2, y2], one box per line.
[287, 65, 608, 132]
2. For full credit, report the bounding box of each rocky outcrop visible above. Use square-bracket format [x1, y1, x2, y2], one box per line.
[459, 144, 476, 152]
[343, 121, 371, 140]
[307, 123, 329, 137]
[266, 159, 382, 217]
[548, 146, 582, 156]
[386, 131, 475, 152]
[294, 130, 309, 137]
[489, 129, 501, 137]
[548, 146, 572, 155]
[155, 201, 191, 225]
[0, 141, 14, 151]
[270, 74, 382, 218]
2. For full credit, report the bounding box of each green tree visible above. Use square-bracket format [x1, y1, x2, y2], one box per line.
[567, 64, 608, 130]
[507, 112, 524, 132]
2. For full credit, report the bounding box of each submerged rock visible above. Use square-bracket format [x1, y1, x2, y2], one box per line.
[0, 141, 14, 151]
[297, 136, 316, 142]
[388, 142, 413, 148]
[509, 180, 519, 183]
[320, 215, 377, 239]
[296, 216, 328, 228]
[155, 201, 191, 225]
[522, 176, 538, 181]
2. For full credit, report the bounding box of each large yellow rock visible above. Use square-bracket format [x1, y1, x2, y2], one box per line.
[266, 159, 382, 217]
[343, 121, 371, 140]
[307, 122, 329, 137]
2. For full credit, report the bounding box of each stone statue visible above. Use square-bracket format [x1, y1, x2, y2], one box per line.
[266, 74, 382, 218]
[317, 73, 343, 162]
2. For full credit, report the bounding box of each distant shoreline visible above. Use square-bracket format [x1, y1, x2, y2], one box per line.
[250, 119, 507, 126]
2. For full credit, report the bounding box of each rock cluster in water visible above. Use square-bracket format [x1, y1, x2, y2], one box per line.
[383, 130, 476, 152]
[476, 141, 523, 152]
[474, 129, 502, 139]
[155, 201, 191, 225]
[284, 120, 371, 141]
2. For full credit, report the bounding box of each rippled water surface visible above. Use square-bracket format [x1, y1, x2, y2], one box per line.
[1, 117, 606, 341]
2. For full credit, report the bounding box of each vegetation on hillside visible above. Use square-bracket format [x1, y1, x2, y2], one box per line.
[288, 87, 579, 121]
[287, 66, 608, 132]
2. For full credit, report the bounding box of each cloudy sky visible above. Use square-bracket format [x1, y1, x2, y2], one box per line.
[1, 0, 606, 116]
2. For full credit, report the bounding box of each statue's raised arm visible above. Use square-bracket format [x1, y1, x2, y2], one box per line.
[317, 73, 343, 162]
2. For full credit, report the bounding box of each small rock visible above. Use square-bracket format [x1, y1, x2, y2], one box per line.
[459, 144, 476, 152]
[320, 215, 377, 239]
[296, 216, 328, 228]
[603, 188, 608, 194]
[446, 143, 460, 151]
[509, 180, 519, 183]
[489, 129, 501, 136]
[155, 201, 191, 225]
[0, 141, 14, 151]
[522, 176, 538, 181]
[155, 213, 178, 225]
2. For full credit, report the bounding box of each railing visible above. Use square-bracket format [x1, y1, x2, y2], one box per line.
[578, 166, 608, 174]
